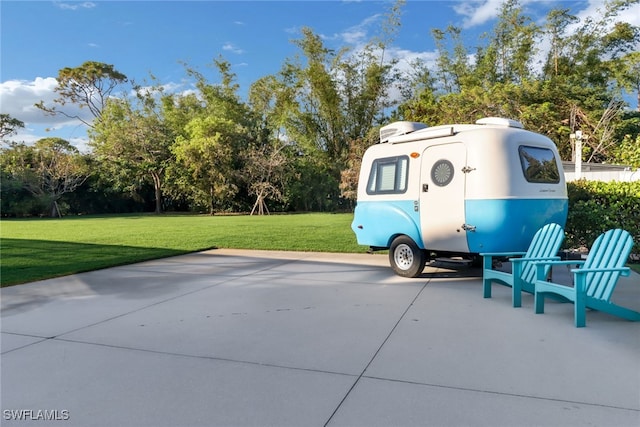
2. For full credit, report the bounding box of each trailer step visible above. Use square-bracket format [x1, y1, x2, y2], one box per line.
[433, 257, 473, 266]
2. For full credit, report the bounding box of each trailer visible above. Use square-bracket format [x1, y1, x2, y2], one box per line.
[351, 117, 568, 277]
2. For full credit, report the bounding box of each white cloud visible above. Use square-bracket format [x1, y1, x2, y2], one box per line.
[341, 29, 367, 44]
[223, 42, 245, 54]
[620, 2, 640, 27]
[318, 13, 382, 45]
[385, 47, 440, 104]
[453, 0, 640, 31]
[0, 77, 91, 126]
[133, 81, 186, 98]
[3, 124, 91, 153]
[0, 77, 91, 150]
[53, 1, 96, 11]
[454, 0, 505, 29]
[341, 13, 381, 45]
[1, 77, 62, 124]
[574, 0, 640, 28]
[349, 14, 381, 45]
[389, 47, 439, 68]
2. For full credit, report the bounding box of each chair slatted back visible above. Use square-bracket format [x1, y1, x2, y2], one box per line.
[583, 229, 633, 300]
[521, 223, 565, 284]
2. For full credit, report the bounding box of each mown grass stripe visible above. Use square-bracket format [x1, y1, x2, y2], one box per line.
[0, 213, 365, 286]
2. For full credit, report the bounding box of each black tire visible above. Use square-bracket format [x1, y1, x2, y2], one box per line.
[389, 236, 426, 278]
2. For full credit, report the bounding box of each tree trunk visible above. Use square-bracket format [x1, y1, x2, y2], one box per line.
[209, 186, 215, 215]
[151, 172, 163, 214]
[250, 191, 269, 216]
[50, 200, 62, 218]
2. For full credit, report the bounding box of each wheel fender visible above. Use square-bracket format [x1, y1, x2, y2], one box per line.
[352, 201, 423, 249]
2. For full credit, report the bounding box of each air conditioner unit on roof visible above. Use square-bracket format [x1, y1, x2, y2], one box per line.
[476, 117, 524, 128]
[379, 121, 428, 142]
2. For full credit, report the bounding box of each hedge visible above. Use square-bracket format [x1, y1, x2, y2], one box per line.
[565, 180, 640, 260]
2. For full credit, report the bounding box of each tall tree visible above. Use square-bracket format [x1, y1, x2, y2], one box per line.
[90, 83, 174, 214]
[262, 0, 406, 208]
[431, 25, 471, 93]
[171, 58, 255, 214]
[243, 143, 289, 215]
[487, 0, 538, 84]
[36, 61, 128, 128]
[614, 51, 640, 111]
[542, 8, 579, 79]
[246, 75, 295, 214]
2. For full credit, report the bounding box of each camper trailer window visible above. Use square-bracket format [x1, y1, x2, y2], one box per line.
[518, 146, 560, 183]
[367, 156, 409, 194]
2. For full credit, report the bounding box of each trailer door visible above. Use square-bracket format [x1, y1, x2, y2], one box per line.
[419, 142, 469, 253]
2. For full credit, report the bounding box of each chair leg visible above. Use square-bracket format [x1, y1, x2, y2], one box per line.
[511, 262, 525, 308]
[483, 279, 492, 298]
[574, 292, 586, 328]
[512, 280, 522, 308]
[534, 291, 545, 314]
[574, 277, 586, 328]
[482, 256, 494, 299]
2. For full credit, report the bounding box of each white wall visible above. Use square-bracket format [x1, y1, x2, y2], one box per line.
[562, 162, 640, 182]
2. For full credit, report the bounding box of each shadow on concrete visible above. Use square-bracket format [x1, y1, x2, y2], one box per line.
[1, 238, 207, 287]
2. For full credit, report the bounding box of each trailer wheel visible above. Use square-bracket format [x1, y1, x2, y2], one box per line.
[389, 236, 426, 278]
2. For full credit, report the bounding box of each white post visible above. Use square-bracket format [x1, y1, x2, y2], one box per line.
[575, 130, 583, 180]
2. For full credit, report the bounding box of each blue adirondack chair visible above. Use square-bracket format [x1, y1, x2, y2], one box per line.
[482, 223, 565, 307]
[534, 229, 640, 327]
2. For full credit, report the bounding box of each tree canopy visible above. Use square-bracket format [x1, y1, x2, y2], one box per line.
[35, 61, 128, 128]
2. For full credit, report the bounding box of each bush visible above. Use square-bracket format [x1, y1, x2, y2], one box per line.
[566, 180, 640, 260]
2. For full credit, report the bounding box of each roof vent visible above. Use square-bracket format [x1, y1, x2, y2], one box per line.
[380, 121, 428, 143]
[476, 117, 524, 129]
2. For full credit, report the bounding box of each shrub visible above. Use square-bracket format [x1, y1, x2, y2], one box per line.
[566, 180, 640, 260]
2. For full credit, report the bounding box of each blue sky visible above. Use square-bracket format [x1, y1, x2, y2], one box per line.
[1, 0, 639, 151]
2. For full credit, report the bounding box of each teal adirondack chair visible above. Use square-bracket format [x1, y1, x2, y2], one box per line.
[482, 223, 565, 307]
[534, 229, 640, 327]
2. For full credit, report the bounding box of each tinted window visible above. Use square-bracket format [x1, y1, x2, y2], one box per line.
[518, 146, 560, 183]
[367, 156, 409, 194]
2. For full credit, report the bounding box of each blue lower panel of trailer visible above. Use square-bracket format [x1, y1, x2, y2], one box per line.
[464, 198, 568, 253]
[351, 200, 422, 249]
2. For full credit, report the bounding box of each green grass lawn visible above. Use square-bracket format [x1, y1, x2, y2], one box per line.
[0, 213, 366, 286]
[2, 213, 638, 286]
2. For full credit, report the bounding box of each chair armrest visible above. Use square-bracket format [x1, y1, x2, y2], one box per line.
[480, 252, 526, 257]
[535, 260, 586, 267]
[535, 260, 585, 280]
[572, 266, 631, 276]
[510, 256, 560, 263]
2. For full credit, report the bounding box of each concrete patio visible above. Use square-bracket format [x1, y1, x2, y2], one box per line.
[2, 249, 639, 426]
